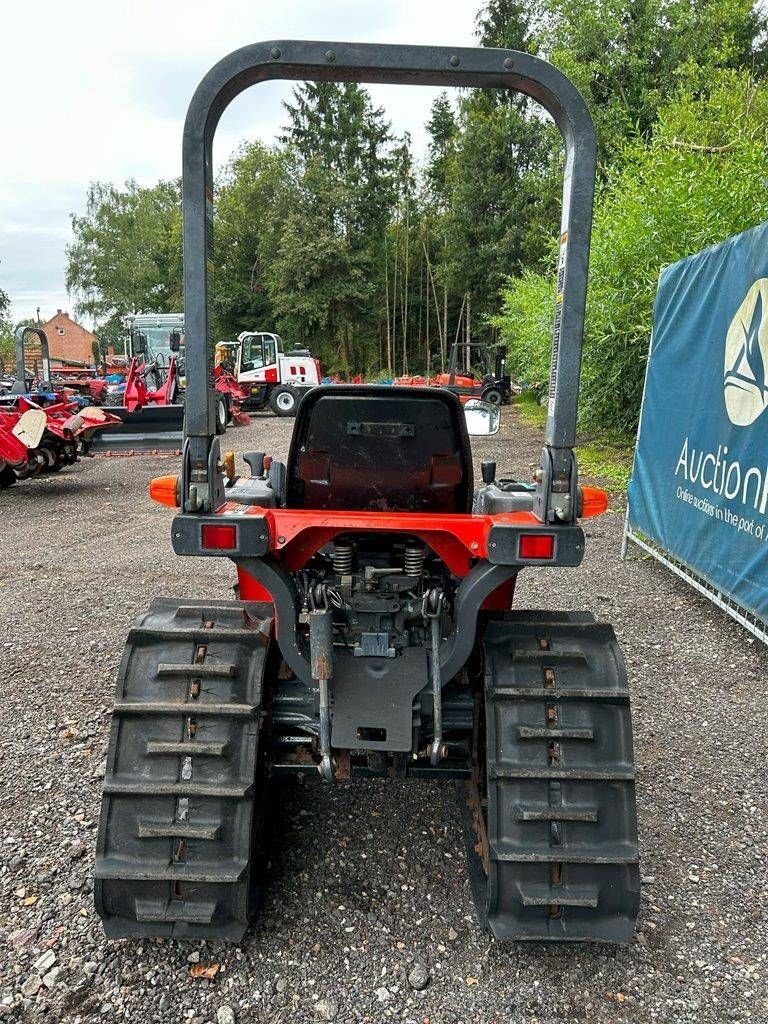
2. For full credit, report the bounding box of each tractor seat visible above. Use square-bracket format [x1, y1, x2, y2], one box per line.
[284, 386, 473, 513]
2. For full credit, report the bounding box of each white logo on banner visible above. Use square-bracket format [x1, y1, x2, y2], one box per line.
[724, 279, 768, 426]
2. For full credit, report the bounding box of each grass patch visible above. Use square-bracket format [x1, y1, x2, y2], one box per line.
[576, 433, 635, 491]
[513, 390, 547, 428]
[512, 392, 635, 491]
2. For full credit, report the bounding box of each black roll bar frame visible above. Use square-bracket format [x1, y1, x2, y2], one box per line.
[181, 40, 596, 521]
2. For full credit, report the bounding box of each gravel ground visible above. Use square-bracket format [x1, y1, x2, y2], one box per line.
[0, 406, 766, 1024]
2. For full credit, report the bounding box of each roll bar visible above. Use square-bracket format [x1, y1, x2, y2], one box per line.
[14, 325, 51, 391]
[181, 40, 596, 521]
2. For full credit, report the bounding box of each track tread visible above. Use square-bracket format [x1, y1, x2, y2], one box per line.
[94, 598, 272, 941]
[466, 611, 640, 943]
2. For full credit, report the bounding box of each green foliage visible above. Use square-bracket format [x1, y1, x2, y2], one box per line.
[212, 142, 293, 338]
[66, 179, 182, 344]
[496, 70, 768, 431]
[534, 0, 768, 162]
[0, 288, 12, 365]
[440, 101, 558, 327]
[513, 390, 547, 427]
[491, 268, 554, 388]
[424, 93, 458, 207]
[268, 82, 397, 373]
[575, 434, 635, 490]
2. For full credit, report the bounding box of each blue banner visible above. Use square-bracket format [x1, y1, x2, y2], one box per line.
[628, 221, 768, 622]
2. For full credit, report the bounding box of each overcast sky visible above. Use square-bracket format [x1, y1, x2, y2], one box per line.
[1, 1, 481, 326]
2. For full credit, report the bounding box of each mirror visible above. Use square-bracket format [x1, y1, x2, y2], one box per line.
[464, 399, 500, 436]
[169, 330, 181, 352]
[133, 332, 148, 356]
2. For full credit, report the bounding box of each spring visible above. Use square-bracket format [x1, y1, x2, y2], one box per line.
[404, 541, 425, 578]
[332, 541, 354, 575]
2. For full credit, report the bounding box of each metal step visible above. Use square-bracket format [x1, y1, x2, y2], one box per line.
[145, 741, 229, 757]
[157, 661, 237, 678]
[490, 687, 629, 701]
[95, 859, 247, 883]
[135, 898, 217, 925]
[113, 701, 257, 717]
[518, 726, 594, 740]
[137, 821, 222, 841]
[103, 780, 251, 798]
[511, 650, 589, 666]
[519, 884, 599, 908]
[490, 766, 635, 781]
[515, 807, 598, 823]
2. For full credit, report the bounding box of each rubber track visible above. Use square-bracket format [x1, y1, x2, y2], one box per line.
[94, 598, 272, 941]
[469, 611, 640, 943]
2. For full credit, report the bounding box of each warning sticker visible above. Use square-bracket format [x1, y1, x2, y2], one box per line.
[549, 233, 568, 416]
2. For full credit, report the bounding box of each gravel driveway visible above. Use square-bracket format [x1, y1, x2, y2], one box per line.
[0, 407, 766, 1024]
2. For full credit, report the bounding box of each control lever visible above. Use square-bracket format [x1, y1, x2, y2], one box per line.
[243, 451, 265, 477]
[481, 460, 497, 484]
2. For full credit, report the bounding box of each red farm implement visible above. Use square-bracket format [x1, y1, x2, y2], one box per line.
[0, 397, 120, 486]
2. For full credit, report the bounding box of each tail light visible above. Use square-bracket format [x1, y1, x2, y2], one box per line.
[201, 524, 237, 550]
[519, 533, 555, 560]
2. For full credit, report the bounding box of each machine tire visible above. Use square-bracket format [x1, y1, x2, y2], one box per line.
[94, 598, 274, 941]
[0, 465, 17, 488]
[215, 396, 228, 434]
[480, 386, 504, 406]
[460, 611, 640, 943]
[269, 386, 298, 417]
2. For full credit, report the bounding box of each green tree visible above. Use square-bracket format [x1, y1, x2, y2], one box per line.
[270, 82, 397, 373]
[426, 1, 558, 351]
[0, 289, 13, 367]
[66, 179, 182, 347]
[424, 93, 458, 207]
[534, 0, 768, 162]
[212, 141, 294, 338]
[494, 70, 768, 430]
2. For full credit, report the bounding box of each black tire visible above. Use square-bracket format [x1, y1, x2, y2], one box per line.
[268, 386, 298, 417]
[215, 395, 228, 434]
[0, 465, 17, 488]
[481, 386, 503, 406]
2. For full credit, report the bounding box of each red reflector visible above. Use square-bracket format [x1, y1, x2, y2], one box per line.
[519, 533, 555, 560]
[201, 523, 237, 550]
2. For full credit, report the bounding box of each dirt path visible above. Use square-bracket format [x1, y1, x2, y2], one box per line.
[0, 406, 766, 1023]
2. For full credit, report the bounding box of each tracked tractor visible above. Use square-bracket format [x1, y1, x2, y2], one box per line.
[95, 41, 639, 944]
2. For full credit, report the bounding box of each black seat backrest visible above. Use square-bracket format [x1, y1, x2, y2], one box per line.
[285, 386, 473, 513]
